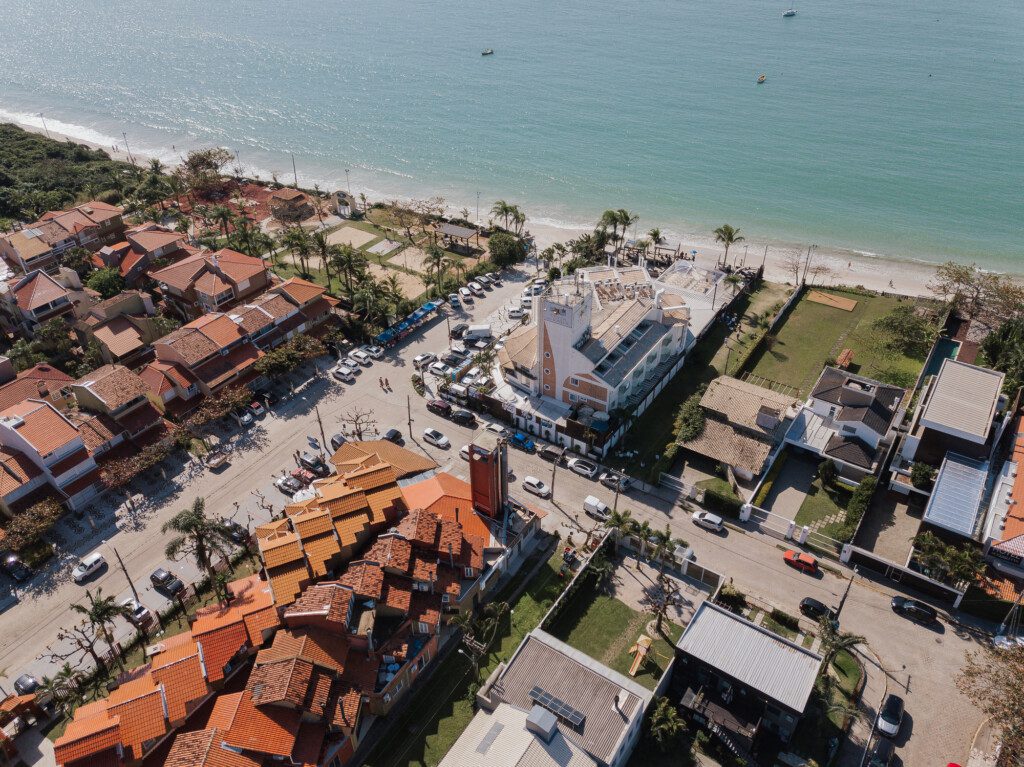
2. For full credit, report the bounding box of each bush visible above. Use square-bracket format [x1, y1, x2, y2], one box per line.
[411, 374, 425, 396]
[910, 461, 936, 490]
[753, 451, 788, 507]
[703, 488, 742, 518]
[674, 388, 706, 443]
[716, 583, 747, 612]
[487, 231, 523, 268]
[769, 608, 800, 632]
[21, 539, 54, 568]
[818, 459, 837, 487]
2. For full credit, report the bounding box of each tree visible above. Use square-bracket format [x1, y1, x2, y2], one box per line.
[162, 497, 235, 600]
[280, 227, 311, 275]
[648, 572, 681, 633]
[46, 620, 109, 676]
[910, 461, 935, 490]
[85, 267, 125, 299]
[674, 389, 706, 442]
[329, 243, 364, 299]
[60, 246, 95, 278]
[712, 224, 744, 268]
[337, 406, 379, 440]
[912, 531, 985, 586]
[631, 519, 654, 559]
[490, 200, 514, 230]
[818, 459, 837, 488]
[177, 147, 232, 195]
[71, 588, 133, 670]
[604, 509, 633, 552]
[648, 227, 664, 247]
[75, 341, 105, 378]
[310, 230, 334, 289]
[616, 209, 638, 245]
[487, 231, 521, 268]
[6, 338, 45, 371]
[929, 261, 985, 318]
[873, 304, 934, 356]
[981, 317, 1024, 392]
[816, 618, 866, 703]
[423, 245, 448, 298]
[957, 645, 1024, 761]
[0, 497, 63, 552]
[151, 313, 180, 338]
[648, 696, 686, 752]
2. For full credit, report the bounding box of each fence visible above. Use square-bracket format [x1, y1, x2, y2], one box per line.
[844, 546, 964, 606]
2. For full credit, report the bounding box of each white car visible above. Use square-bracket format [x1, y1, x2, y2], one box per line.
[459, 287, 473, 302]
[331, 365, 356, 383]
[423, 428, 450, 448]
[459, 444, 471, 461]
[599, 472, 631, 492]
[413, 352, 436, 369]
[567, 457, 599, 479]
[428, 361, 452, 378]
[349, 349, 372, 366]
[341, 356, 363, 372]
[72, 552, 106, 583]
[364, 345, 385, 359]
[468, 281, 485, 296]
[508, 306, 525, 320]
[484, 422, 509, 438]
[477, 274, 492, 286]
[522, 476, 551, 498]
[486, 271, 500, 283]
[691, 510, 724, 532]
[520, 296, 533, 309]
[121, 598, 154, 627]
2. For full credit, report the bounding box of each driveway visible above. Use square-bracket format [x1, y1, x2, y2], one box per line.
[854, 490, 925, 565]
[761, 451, 818, 518]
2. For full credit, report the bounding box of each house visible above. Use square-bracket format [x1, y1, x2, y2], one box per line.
[496, 261, 727, 455]
[980, 415, 1024, 578]
[475, 629, 653, 767]
[91, 224, 190, 286]
[670, 602, 823, 761]
[329, 439, 436, 479]
[0, 201, 125, 274]
[268, 187, 314, 222]
[0, 269, 86, 335]
[785, 367, 906, 480]
[74, 291, 164, 365]
[149, 247, 270, 320]
[679, 376, 801, 481]
[72, 364, 164, 441]
[152, 312, 264, 398]
[0, 360, 74, 413]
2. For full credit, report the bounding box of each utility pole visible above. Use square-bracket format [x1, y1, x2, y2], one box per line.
[612, 470, 624, 514]
[345, 168, 352, 195]
[760, 244, 769, 270]
[291, 153, 298, 188]
[314, 405, 328, 457]
[112, 546, 140, 602]
[407, 395, 413, 440]
[121, 132, 136, 166]
[38, 113, 51, 139]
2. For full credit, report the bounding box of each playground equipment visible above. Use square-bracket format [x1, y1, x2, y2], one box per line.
[628, 635, 653, 676]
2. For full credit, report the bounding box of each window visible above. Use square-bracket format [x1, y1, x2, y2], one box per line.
[568, 393, 578, 402]
[570, 377, 579, 386]
[828, 405, 837, 417]
[544, 368, 550, 375]
[544, 384, 550, 391]
[544, 352, 551, 359]
[841, 425, 856, 434]
[441, 594, 450, 604]
[463, 566, 474, 578]
[413, 581, 430, 592]
[415, 621, 431, 634]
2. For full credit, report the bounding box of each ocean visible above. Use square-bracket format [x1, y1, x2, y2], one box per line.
[1, 0, 1022, 270]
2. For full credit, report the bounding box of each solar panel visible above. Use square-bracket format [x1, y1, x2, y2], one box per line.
[528, 685, 586, 727]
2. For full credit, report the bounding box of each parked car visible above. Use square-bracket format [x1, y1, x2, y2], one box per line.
[867, 736, 895, 767]
[291, 467, 317, 486]
[121, 598, 154, 628]
[330, 433, 347, 451]
[783, 550, 818, 574]
[876, 694, 905, 737]
[224, 520, 249, 545]
[484, 422, 509, 439]
[13, 674, 40, 696]
[450, 322, 469, 339]
[234, 408, 254, 426]
[458, 287, 473, 303]
[423, 428, 450, 448]
[349, 349, 372, 366]
[477, 274, 492, 287]
[299, 452, 330, 476]
[72, 552, 106, 583]
[428, 361, 452, 378]
[448, 293, 461, 308]
[468, 281, 485, 296]
[413, 352, 437, 369]
[275, 475, 304, 495]
[427, 399, 452, 416]
[567, 457, 599, 479]
[383, 428, 404, 445]
[799, 597, 836, 622]
[2, 553, 31, 583]
[520, 295, 533, 309]
[522, 476, 551, 498]
[331, 364, 356, 383]
[248, 401, 266, 418]
[459, 444, 472, 461]
[342, 355, 363, 370]
[509, 432, 535, 452]
[584, 495, 610, 521]
[150, 567, 185, 597]
[450, 409, 477, 426]
[691, 510, 724, 532]
[540, 445, 566, 464]
[890, 595, 938, 624]
[364, 345, 385, 359]
[486, 271, 501, 284]
[598, 471, 630, 492]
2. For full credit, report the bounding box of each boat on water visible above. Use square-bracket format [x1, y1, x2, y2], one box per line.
[783, 8, 797, 16]
[757, 74, 766, 84]
[481, 49, 494, 56]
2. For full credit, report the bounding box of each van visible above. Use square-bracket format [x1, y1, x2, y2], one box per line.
[463, 324, 493, 342]
[583, 495, 610, 521]
[508, 306, 525, 320]
[448, 383, 469, 399]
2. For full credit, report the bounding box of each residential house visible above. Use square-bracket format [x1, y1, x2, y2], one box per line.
[152, 312, 263, 398]
[329, 439, 436, 479]
[0, 201, 125, 274]
[72, 364, 165, 443]
[474, 629, 653, 767]
[984, 415, 1024, 577]
[149, 247, 270, 320]
[671, 602, 823, 762]
[74, 291, 164, 365]
[0, 360, 74, 412]
[679, 376, 801, 481]
[0, 269, 90, 335]
[785, 367, 906, 480]
[268, 188, 314, 222]
[91, 223, 190, 287]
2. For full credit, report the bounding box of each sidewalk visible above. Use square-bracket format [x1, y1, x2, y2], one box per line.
[836, 647, 888, 767]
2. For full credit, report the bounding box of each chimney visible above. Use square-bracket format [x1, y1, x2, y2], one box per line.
[36, 381, 49, 398]
[448, 543, 454, 569]
[526, 705, 558, 743]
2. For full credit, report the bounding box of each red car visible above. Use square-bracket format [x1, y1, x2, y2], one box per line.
[784, 550, 818, 574]
[290, 468, 317, 486]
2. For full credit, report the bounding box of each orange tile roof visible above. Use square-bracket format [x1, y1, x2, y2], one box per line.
[151, 649, 209, 723]
[255, 518, 292, 539]
[91, 316, 146, 359]
[329, 682, 363, 731]
[191, 313, 247, 347]
[12, 270, 70, 311]
[0, 398, 80, 457]
[0, 363, 73, 411]
[249, 657, 315, 709]
[401, 472, 493, 543]
[381, 575, 413, 612]
[165, 728, 263, 767]
[300, 531, 341, 578]
[256, 626, 349, 674]
[212, 248, 266, 283]
[293, 508, 334, 538]
[190, 341, 262, 388]
[409, 552, 438, 583]
[0, 446, 42, 498]
[74, 364, 149, 410]
[343, 462, 399, 492]
[260, 531, 305, 569]
[243, 606, 281, 647]
[195, 623, 249, 683]
[220, 688, 301, 757]
[275, 277, 324, 306]
[194, 271, 233, 297]
[157, 326, 220, 365]
[333, 511, 371, 549]
[329, 440, 436, 478]
[205, 692, 244, 731]
[1000, 416, 1024, 543]
[397, 508, 441, 548]
[285, 582, 353, 629]
[410, 592, 443, 628]
[365, 533, 413, 572]
[266, 560, 313, 606]
[105, 677, 168, 762]
[364, 483, 404, 525]
[191, 575, 276, 635]
[338, 560, 384, 599]
[53, 710, 121, 765]
[292, 721, 327, 767]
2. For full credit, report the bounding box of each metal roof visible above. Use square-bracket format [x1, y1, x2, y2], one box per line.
[440, 222, 477, 240]
[923, 452, 989, 537]
[920, 359, 1004, 443]
[676, 602, 822, 712]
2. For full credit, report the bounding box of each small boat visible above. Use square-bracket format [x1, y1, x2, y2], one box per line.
[481, 49, 494, 56]
[783, 7, 797, 16]
[757, 74, 766, 84]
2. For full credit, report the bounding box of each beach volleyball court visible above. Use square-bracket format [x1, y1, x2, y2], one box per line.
[327, 226, 377, 249]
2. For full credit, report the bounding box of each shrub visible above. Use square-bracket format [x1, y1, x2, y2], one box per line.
[769, 608, 801, 632]
[818, 459, 837, 488]
[411, 374, 425, 396]
[910, 461, 936, 490]
[716, 583, 747, 612]
[703, 488, 742, 518]
[753, 451, 788, 507]
[674, 388, 706, 443]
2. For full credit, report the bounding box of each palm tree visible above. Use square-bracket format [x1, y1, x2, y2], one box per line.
[648, 696, 686, 752]
[381, 273, 405, 313]
[423, 245, 448, 297]
[604, 509, 633, 553]
[148, 158, 165, 176]
[631, 519, 653, 559]
[330, 243, 363, 299]
[511, 209, 526, 236]
[162, 497, 235, 601]
[209, 205, 234, 238]
[41, 663, 84, 712]
[616, 209, 639, 245]
[490, 200, 514, 230]
[724, 272, 744, 297]
[816, 617, 866, 698]
[598, 209, 620, 243]
[649, 525, 680, 573]
[280, 227, 311, 275]
[71, 588, 133, 670]
[310, 230, 334, 288]
[355, 281, 385, 324]
[587, 551, 614, 587]
[648, 227, 664, 248]
[713, 224, 744, 268]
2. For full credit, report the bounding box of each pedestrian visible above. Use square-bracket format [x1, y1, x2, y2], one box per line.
[385, 378, 390, 390]
[378, 377, 384, 389]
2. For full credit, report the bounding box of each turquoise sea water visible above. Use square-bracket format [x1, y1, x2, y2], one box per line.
[0, 0, 1022, 268]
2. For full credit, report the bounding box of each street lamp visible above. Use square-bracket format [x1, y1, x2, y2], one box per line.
[345, 168, 352, 196]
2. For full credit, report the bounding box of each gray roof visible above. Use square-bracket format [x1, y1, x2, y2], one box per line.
[676, 602, 822, 713]
[494, 630, 651, 765]
[920, 359, 1004, 443]
[439, 703, 598, 767]
[440, 222, 477, 240]
[824, 433, 876, 469]
[811, 367, 904, 435]
[923, 452, 989, 538]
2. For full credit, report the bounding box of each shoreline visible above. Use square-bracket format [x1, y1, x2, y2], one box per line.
[6, 117, 952, 298]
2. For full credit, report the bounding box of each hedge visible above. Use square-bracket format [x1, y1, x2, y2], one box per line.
[703, 488, 743, 518]
[769, 608, 801, 632]
[753, 450, 789, 507]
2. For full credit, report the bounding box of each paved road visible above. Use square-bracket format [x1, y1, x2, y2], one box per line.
[1, 261, 989, 767]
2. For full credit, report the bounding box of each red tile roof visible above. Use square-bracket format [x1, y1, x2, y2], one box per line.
[338, 560, 384, 600]
[284, 582, 353, 630]
[401, 472, 493, 543]
[165, 728, 262, 767]
[0, 363, 73, 411]
[0, 398, 81, 457]
[220, 688, 301, 757]
[194, 622, 249, 683]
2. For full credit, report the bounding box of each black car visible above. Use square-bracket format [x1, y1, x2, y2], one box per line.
[891, 595, 938, 624]
[150, 567, 185, 597]
[299, 452, 330, 476]
[440, 353, 464, 367]
[330, 433, 347, 451]
[2, 553, 31, 583]
[14, 674, 39, 696]
[867, 736, 895, 767]
[383, 428, 404, 445]
[450, 322, 469, 339]
[427, 399, 452, 416]
[450, 409, 477, 426]
[799, 597, 836, 622]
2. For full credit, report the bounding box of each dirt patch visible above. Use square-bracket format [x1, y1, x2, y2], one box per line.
[388, 246, 431, 274]
[366, 263, 426, 297]
[328, 226, 377, 248]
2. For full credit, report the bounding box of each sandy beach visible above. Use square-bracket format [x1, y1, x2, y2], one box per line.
[10, 118, 943, 298]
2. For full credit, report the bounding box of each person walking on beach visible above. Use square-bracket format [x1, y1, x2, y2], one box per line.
[378, 377, 384, 389]
[385, 378, 390, 391]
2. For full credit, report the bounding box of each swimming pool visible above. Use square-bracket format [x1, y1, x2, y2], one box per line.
[922, 337, 961, 378]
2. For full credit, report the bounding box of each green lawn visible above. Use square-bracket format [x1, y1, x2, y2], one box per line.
[747, 289, 931, 395]
[696, 477, 741, 503]
[795, 478, 852, 528]
[790, 650, 864, 765]
[363, 546, 569, 767]
[610, 281, 791, 471]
